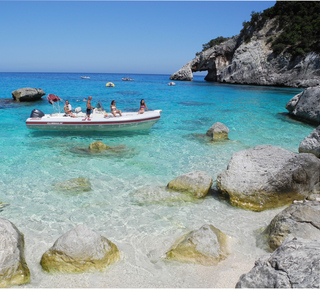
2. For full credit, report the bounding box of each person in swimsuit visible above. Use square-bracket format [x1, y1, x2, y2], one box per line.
[138, 99, 148, 114]
[83, 96, 94, 121]
[64, 100, 76, 118]
[110, 100, 122, 117]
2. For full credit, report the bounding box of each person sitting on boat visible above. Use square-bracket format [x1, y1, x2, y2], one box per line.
[138, 99, 148, 114]
[110, 100, 122, 117]
[64, 100, 76, 118]
[83, 96, 94, 121]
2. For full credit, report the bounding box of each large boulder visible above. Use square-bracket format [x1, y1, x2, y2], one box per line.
[0, 218, 30, 287]
[12, 87, 45, 102]
[167, 171, 213, 198]
[165, 224, 232, 266]
[53, 177, 92, 193]
[236, 238, 320, 288]
[217, 145, 320, 211]
[263, 200, 320, 251]
[40, 224, 120, 273]
[299, 125, 320, 157]
[286, 86, 320, 124]
[206, 122, 229, 141]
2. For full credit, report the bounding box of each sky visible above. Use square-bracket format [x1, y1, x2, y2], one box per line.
[0, 1, 275, 74]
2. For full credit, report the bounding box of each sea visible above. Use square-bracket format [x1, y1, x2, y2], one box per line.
[0, 72, 315, 288]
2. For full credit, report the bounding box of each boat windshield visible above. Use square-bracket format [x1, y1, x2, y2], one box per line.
[95, 101, 104, 111]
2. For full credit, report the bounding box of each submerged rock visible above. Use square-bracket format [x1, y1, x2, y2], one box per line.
[165, 224, 232, 266]
[12, 87, 45, 102]
[53, 177, 92, 192]
[0, 218, 30, 287]
[131, 186, 203, 206]
[217, 145, 320, 211]
[286, 86, 320, 125]
[167, 171, 213, 198]
[236, 238, 320, 288]
[263, 200, 320, 251]
[299, 125, 320, 157]
[206, 122, 229, 141]
[88, 141, 110, 152]
[40, 224, 120, 274]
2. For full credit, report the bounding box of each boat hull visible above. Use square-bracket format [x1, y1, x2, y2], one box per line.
[26, 110, 161, 131]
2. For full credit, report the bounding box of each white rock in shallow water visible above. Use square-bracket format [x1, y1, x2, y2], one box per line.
[217, 145, 320, 211]
[165, 224, 232, 266]
[40, 224, 120, 273]
[206, 122, 229, 141]
[0, 218, 30, 287]
[167, 171, 213, 198]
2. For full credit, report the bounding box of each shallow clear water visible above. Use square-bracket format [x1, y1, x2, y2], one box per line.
[0, 73, 315, 287]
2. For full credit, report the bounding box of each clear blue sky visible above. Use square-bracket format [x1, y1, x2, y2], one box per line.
[0, 1, 275, 74]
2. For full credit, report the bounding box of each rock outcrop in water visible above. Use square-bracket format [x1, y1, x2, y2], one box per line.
[167, 171, 213, 198]
[12, 88, 45, 102]
[216, 145, 320, 211]
[206, 122, 229, 141]
[53, 177, 92, 193]
[236, 238, 320, 288]
[286, 86, 320, 125]
[165, 224, 232, 266]
[0, 218, 30, 287]
[40, 224, 120, 274]
[299, 125, 320, 157]
[263, 200, 320, 251]
[170, 18, 320, 88]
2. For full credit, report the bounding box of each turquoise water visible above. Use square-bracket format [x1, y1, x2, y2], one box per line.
[0, 73, 315, 287]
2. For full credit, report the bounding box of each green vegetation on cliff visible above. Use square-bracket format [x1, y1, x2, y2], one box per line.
[241, 1, 320, 57]
[201, 1, 320, 58]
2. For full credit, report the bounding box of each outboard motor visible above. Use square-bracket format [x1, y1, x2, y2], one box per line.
[30, 109, 45, 118]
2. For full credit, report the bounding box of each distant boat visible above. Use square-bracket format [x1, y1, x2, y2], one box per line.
[81, 76, 90, 79]
[106, 82, 115, 87]
[122, 77, 134, 81]
[168, 82, 176, 86]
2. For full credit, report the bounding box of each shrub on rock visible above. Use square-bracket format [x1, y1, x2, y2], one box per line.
[165, 224, 232, 266]
[0, 218, 30, 287]
[40, 224, 120, 274]
[217, 145, 320, 211]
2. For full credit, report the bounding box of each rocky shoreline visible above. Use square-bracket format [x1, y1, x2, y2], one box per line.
[2, 90, 320, 289]
[170, 18, 320, 88]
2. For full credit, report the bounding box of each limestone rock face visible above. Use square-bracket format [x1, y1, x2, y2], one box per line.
[206, 122, 229, 141]
[88, 141, 110, 152]
[0, 218, 30, 287]
[40, 224, 120, 273]
[299, 125, 320, 157]
[170, 18, 320, 88]
[165, 224, 232, 266]
[167, 171, 213, 198]
[12, 88, 45, 102]
[263, 200, 320, 250]
[217, 145, 320, 211]
[236, 238, 320, 288]
[53, 177, 92, 192]
[286, 86, 320, 125]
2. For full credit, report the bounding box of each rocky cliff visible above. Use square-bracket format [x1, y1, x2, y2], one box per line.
[170, 18, 320, 88]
